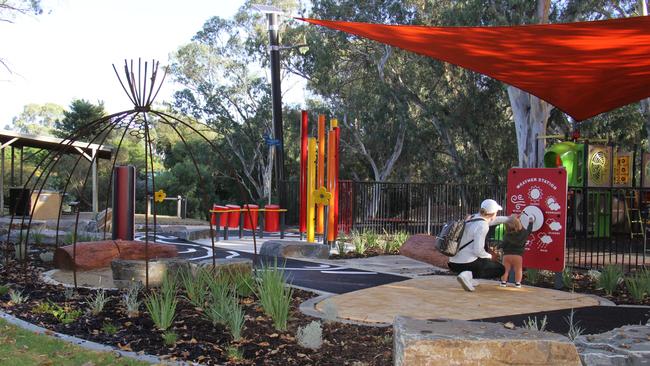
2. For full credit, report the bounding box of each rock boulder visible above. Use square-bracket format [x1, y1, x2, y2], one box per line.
[399, 234, 449, 269]
[111, 258, 190, 288]
[260, 240, 329, 259]
[574, 324, 650, 365]
[394, 316, 581, 366]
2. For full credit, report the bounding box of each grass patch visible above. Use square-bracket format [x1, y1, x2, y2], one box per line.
[0, 318, 147, 365]
[598, 265, 623, 296]
[256, 261, 292, 331]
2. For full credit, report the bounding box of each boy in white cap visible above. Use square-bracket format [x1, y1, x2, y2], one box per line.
[448, 199, 509, 292]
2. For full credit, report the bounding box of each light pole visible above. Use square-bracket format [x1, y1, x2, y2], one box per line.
[252, 4, 286, 209]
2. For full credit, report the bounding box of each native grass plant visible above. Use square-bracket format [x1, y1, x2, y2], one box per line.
[63, 287, 76, 301]
[586, 269, 602, 283]
[145, 274, 178, 331]
[525, 268, 541, 285]
[122, 281, 142, 318]
[624, 272, 648, 302]
[180, 267, 209, 309]
[320, 301, 339, 323]
[163, 331, 178, 346]
[256, 261, 293, 331]
[364, 231, 380, 250]
[0, 285, 9, 297]
[351, 231, 366, 255]
[561, 267, 573, 289]
[228, 270, 255, 298]
[102, 322, 119, 335]
[565, 309, 585, 340]
[227, 346, 244, 361]
[87, 289, 109, 316]
[224, 295, 245, 341]
[205, 275, 230, 326]
[33, 301, 82, 324]
[384, 231, 408, 254]
[297, 320, 323, 350]
[522, 315, 547, 332]
[30, 228, 45, 245]
[63, 231, 95, 245]
[336, 240, 347, 256]
[8, 289, 28, 305]
[598, 264, 623, 296]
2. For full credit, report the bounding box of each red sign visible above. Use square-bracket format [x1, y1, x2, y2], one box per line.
[506, 168, 567, 272]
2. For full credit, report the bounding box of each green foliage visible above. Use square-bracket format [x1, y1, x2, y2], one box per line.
[0, 285, 9, 296]
[336, 240, 347, 255]
[228, 270, 255, 298]
[364, 231, 379, 249]
[223, 296, 245, 341]
[256, 261, 293, 331]
[226, 346, 244, 361]
[33, 301, 81, 324]
[87, 289, 109, 316]
[8, 103, 64, 135]
[598, 265, 623, 296]
[561, 267, 573, 289]
[351, 231, 366, 255]
[162, 331, 178, 346]
[204, 274, 231, 326]
[9, 289, 28, 305]
[625, 272, 648, 302]
[122, 281, 142, 317]
[180, 267, 209, 308]
[383, 231, 408, 254]
[102, 322, 119, 335]
[52, 99, 106, 138]
[63, 232, 94, 245]
[525, 268, 541, 285]
[63, 287, 75, 300]
[145, 274, 178, 331]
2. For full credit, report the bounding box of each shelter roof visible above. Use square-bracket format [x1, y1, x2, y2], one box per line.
[0, 130, 113, 160]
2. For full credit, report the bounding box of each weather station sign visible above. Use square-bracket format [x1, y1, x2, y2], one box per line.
[506, 168, 568, 272]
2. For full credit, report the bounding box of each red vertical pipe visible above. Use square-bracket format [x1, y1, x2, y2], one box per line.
[299, 111, 308, 233]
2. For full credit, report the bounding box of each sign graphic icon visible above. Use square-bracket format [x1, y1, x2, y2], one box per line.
[520, 205, 544, 232]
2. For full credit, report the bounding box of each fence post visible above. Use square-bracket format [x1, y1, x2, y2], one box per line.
[146, 196, 151, 217]
[427, 195, 431, 235]
[177, 195, 182, 218]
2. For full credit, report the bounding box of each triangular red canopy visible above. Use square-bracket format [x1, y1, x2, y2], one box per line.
[300, 17, 650, 121]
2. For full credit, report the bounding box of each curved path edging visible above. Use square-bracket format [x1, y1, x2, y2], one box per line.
[0, 310, 194, 366]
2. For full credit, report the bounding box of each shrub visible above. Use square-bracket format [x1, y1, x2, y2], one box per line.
[364, 231, 379, 249]
[524, 268, 541, 285]
[227, 346, 243, 361]
[336, 241, 347, 256]
[31, 229, 45, 245]
[162, 331, 178, 346]
[385, 231, 408, 254]
[228, 270, 255, 298]
[598, 265, 623, 296]
[297, 321, 323, 350]
[522, 315, 547, 332]
[9, 289, 28, 305]
[204, 276, 231, 326]
[145, 274, 178, 331]
[351, 231, 366, 255]
[87, 289, 109, 316]
[256, 261, 292, 331]
[625, 273, 647, 302]
[34, 301, 81, 324]
[0, 285, 9, 297]
[63, 287, 75, 300]
[586, 269, 601, 282]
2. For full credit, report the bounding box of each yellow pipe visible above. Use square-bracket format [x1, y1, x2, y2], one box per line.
[317, 114, 325, 234]
[307, 138, 317, 243]
[331, 118, 338, 128]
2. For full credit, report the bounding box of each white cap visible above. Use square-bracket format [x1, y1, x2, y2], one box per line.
[480, 199, 503, 214]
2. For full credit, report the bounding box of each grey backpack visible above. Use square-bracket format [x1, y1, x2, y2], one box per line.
[435, 217, 485, 256]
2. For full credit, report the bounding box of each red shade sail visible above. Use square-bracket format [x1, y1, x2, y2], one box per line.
[299, 17, 650, 121]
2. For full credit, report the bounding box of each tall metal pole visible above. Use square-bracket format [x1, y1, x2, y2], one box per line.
[267, 12, 286, 209]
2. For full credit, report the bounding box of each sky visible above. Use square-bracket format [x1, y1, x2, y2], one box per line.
[0, 0, 307, 127]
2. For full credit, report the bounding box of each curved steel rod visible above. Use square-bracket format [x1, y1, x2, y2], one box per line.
[143, 114, 150, 289]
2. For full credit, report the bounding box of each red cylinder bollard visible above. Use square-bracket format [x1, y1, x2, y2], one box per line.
[211, 205, 228, 228]
[243, 204, 259, 230]
[226, 204, 241, 228]
[264, 204, 280, 232]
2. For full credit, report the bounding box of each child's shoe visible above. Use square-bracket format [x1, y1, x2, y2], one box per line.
[515, 282, 522, 288]
[499, 281, 507, 287]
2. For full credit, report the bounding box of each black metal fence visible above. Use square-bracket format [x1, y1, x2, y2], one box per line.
[282, 181, 649, 271]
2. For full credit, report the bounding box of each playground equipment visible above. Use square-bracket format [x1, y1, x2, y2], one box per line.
[543, 137, 645, 239]
[299, 112, 340, 243]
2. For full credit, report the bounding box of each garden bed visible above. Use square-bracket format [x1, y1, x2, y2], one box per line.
[0, 259, 392, 365]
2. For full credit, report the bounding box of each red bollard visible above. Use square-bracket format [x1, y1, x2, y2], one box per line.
[264, 204, 280, 232]
[211, 205, 228, 228]
[226, 204, 240, 228]
[243, 204, 259, 230]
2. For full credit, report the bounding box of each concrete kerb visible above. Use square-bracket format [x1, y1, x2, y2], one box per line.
[41, 269, 119, 290]
[0, 310, 194, 366]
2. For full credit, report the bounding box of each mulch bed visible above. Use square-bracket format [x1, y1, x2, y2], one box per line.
[0, 258, 392, 365]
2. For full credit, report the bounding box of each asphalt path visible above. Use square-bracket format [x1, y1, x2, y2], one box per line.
[135, 234, 408, 294]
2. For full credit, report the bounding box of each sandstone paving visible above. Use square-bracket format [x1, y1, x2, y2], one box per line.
[316, 275, 602, 324]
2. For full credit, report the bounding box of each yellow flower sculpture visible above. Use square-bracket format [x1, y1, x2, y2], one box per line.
[312, 187, 331, 205]
[154, 189, 167, 203]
